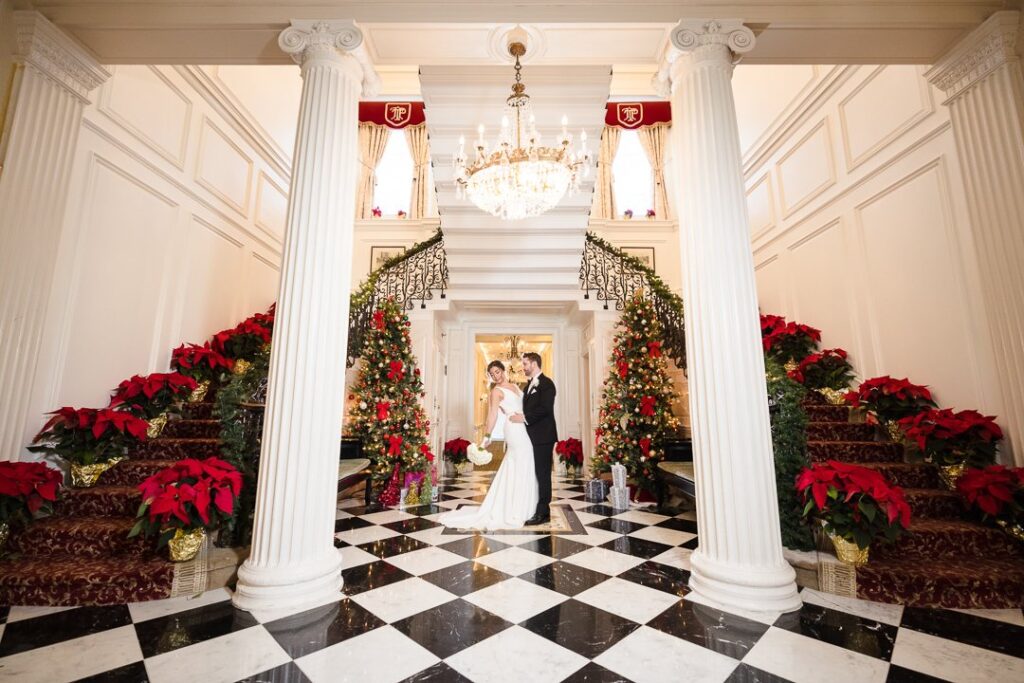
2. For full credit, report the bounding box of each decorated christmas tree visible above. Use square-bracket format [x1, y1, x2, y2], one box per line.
[592, 294, 680, 493]
[345, 298, 434, 494]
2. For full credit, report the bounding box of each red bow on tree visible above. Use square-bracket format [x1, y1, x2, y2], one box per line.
[617, 359, 629, 379]
[639, 437, 652, 457]
[647, 341, 662, 358]
[640, 396, 656, 416]
[387, 434, 404, 456]
[373, 310, 386, 330]
[388, 361, 405, 381]
[420, 443, 434, 462]
[376, 402, 391, 422]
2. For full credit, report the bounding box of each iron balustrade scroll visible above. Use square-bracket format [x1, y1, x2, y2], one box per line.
[579, 233, 687, 368]
[347, 230, 449, 367]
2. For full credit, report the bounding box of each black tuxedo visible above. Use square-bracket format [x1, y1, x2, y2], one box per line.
[522, 373, 558, 516]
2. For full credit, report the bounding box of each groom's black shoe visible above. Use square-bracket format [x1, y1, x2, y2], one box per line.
[525, 512, 550, 526]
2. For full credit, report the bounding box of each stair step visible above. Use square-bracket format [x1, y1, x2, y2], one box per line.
[0, 555, 175, 606]
[163, 419, 221, 439]
[856, 557, 1024, 608]
[859, 462, 941, 489]
[54, 486, 141, 518]
[180, 402, 216, 420]
[130, 438, 221, 461]
[875, 519, 1024, 561]
[101, 459, 180, 486]
[903, 488, 964, 520]
[9, 516, 153, 559]
[807, 440, 904, 464]
[804, 405, 850, 423]
[806, 422, 876, 442]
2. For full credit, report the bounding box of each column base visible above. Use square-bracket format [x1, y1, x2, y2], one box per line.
[688, 549, 802, 614]
[232, 549, 344, 612]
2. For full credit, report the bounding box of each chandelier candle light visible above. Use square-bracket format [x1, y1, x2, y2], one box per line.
[454, 36, 591, 219]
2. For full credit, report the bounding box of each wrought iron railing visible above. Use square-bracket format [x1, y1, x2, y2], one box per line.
[580, 232, 686, 368]
[347, 229, 448, 366]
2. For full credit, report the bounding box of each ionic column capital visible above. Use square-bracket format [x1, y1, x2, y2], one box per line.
[925, 10, 1021, 103]
[278, 20, 381, 96]
[653, 19, 756, 96]
[14, 11, 110, 103]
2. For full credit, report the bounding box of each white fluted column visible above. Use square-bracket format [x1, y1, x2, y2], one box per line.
[233, 20, 376, 611]
[656, 19, 801, 613]
[0, 12, 109, 461]
[926, 11, 1024, 466]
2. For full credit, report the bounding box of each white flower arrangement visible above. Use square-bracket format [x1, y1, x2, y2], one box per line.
[466, 442, 493, 466]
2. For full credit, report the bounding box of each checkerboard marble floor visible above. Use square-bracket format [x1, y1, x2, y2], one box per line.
[2, 471, 1024, 683]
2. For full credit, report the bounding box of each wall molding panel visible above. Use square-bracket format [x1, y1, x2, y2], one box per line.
[776, 118, 837, 218]
[194, 115, 254, 219]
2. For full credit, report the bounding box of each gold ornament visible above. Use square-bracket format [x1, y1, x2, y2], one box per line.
[830, 534, 869, 566]
[147, 413, 169, 439]
[884, 420, 904, 443]
[70, 457, 126, 487]
[938, 462, 967, 490]
[187, 380, 211, 403]
[167, 527, 206, 562]
[232, 359, 253, 375]
[996, 519, 1024, 544]
[783, 360, 799, 373]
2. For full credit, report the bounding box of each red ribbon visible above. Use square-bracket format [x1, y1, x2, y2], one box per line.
[388, 360, 405, 381]
[640, 396, 656, 416]
[420, 443, 434, 462]
[639, 437, 651, 457]
[617, 360, 629, 379]
[388, 435, 403, 456]
[373, 310, 385, 330]
[376, 402, 391, 422]
[647, 341, 662, 358]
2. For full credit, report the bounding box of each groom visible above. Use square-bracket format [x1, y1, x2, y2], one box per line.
[509, 352, 557, 525]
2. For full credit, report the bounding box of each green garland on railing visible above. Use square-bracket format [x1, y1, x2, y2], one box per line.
[584, 232, 685, 317]
[765, 357, 815, 551]
[349, 228, 444, 312]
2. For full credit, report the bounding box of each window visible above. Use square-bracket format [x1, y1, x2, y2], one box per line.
[611, 129, 653, 218]
[373, 130, 413, 216]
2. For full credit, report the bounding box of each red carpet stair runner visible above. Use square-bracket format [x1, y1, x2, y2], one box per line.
[804, 398, 1024, 608]
[0, 401, 220, 606]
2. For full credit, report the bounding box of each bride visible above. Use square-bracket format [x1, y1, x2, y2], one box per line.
[438, 360, 539, 530]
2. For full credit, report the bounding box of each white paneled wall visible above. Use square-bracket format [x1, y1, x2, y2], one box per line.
[24, 64, 285, 442]
[745, 65, 1000, 423]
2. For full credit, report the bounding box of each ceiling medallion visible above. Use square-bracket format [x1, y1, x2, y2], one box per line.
[453, 34, 590, 220]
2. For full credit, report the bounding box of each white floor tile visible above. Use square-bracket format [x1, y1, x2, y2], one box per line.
[145, 625, 290, 683]
[613, 509, 671, 525]
[573, 511, 608, 526]
[406, 525, 471, 546]
[482, 533, 548, 546]
[475, 546, 557, 575]
[359, 509, 416, 524]
[382, 546, 466, 576]
[296, 625, 439, 683]
[463, 577, 570, 623]
[684, 590, 781, 626]
[446, 625, 588, 683]
[562, 546, 645, 576]
[351, 577, 456, 623]
[891, 625, 1024, 683]
[334, 524, 400, 546]
[650, 546, 693, 571]
[575, 577, 680, 624]
[0, 624, 142, 683]
[743, 626, 889, 683]
[628, 525, 696, 547]
[128, 587, 232, 623]
[595, 625, 738, 683]
[799, 588, 904, 626]
[5, 605, 77, 623]
[340, 545, 380, 570]
[559, 526, 622, 547]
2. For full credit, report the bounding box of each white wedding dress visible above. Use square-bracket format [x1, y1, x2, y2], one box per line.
[439, 386, 539, 530]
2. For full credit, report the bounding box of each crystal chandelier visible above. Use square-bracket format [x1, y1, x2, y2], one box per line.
[453, 39, 591, 220]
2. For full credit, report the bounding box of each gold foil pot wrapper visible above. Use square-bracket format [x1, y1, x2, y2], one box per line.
[404, 486, 420, 508]
[818, 388, 847, 406]
[147, 413, 168, 439]
[884, 420, 904, 443]
[70, 457, 125, 488]
[938, 462, 967, 490]
[167, 527, 206, 562]
[232, 359, 252, 376]
[187, 380, 211, 403]
[996, 519, 1024, 544]
[830, 534, 869, 567]
[783, 360, 799, 373]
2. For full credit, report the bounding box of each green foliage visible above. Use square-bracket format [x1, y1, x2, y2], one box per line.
[766, 357, 815, 551]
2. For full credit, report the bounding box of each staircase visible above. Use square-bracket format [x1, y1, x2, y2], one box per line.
[804, 396, 1024, 608]
[0, 400, 221, 606]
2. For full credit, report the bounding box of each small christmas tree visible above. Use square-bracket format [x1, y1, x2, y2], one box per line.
[346, 298, 433, 495]
[593, 294, 680, 493]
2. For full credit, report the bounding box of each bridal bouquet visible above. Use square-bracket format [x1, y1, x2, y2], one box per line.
[466, 442, 492, 466]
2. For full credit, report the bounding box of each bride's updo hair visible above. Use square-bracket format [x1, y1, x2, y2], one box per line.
[486, 360, 505, 375]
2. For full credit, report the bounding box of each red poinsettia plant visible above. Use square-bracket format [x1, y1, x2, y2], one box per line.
[0, 461, 63, 526]
[556, 437, 584, 467]
[797, 460, 912, 549]
[956, 465, 1024, 524]
[787, 348, 855, 390]
[211, 316, 272, 361]
[843, 376, 937, 423]
[760, 313, 786, 336]
[29, 407, 149, 465]
[171, 342, 235, 383]
[129, 457, 242, 546]
[109, 372, 198, 418]
[762, 320, 822, 363]
[443, 438, 472, 466]
[898, 408, 1003, 467]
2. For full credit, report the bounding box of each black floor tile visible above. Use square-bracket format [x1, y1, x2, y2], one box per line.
[402, 504, 450, 517]
[617, 560, 690, 596]
[334, 516, 373, 532]
[900, 606, 1024, 659]
[0, 605, 132, 657]
[401, 661, 474, 682]
[599, 535, 672, 559]
[517, 536, 590, 560]
[681, 537, 700, 549]
[648, 599, 769, 659]
[655, 517, 699, 534]
[262, 599, 384, 658]
[342, 560, 414, 596]
[237, 661, 314, 683]
[577, 505, 619, 517]
[885, 664, 948, 682]
[419, 560, 512, 597]
[726, 663, 795, 682]
[358, 534, 430, 559]
[381, 517, 442, 534]
[586, 517, 645, 535]
[560, 661, 629, 682]
[521, 599, 639, 659]
[392, 598, 512, 659]
[71, 660, 149, 682]
[0, 606, 9, 624]
[773, 602, 898, 661]
[133, 600, 258, 657]
[436, 535, 511, 559]
[520, 561, 612, 597]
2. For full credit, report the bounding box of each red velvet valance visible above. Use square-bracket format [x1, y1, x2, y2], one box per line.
[604, 101, 672, 129]
[358, 101, 426, 128]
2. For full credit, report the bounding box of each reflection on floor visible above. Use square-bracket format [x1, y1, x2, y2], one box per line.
[1, 471, 1023, 682]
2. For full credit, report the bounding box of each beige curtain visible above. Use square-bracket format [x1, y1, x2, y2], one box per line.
[593, 126, 620, 219]
[405, 124, 432, 219]
[357, 122, 390, 219]
[637, 123, 670, 219]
